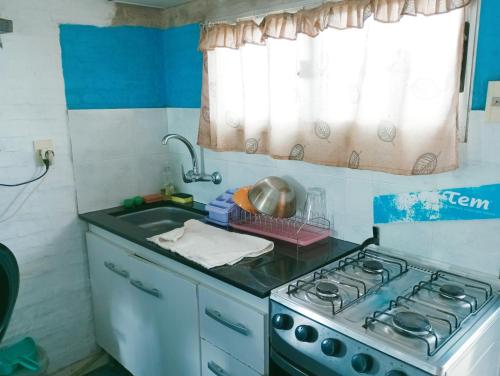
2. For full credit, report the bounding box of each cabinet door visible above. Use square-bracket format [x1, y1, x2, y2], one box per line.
[87, 233, 200, 376]
[125, 253, 200, 376]
[87, 232, 135, 365]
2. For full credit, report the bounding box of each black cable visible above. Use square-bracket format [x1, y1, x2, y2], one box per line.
[0, 160, 50, 187]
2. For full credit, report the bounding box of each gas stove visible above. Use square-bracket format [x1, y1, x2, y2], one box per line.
[270, 245, 499, 376]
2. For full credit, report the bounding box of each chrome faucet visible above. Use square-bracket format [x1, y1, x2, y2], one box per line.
[161, 134, 222, 185]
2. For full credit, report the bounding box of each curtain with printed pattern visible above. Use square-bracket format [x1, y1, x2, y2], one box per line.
[197, 0, 467, 175]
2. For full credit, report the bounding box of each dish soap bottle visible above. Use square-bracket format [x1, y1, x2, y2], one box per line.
[161, 163, 176, 200]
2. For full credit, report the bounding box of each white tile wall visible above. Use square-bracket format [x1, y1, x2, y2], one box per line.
[167, 108, 500, 277]
[68, 109, 169, 213]
[0, 0, 114, 372]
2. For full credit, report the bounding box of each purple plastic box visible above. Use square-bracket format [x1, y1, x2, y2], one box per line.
[205, 188, 237, 226]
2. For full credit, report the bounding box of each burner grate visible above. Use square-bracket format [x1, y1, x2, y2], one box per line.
[338, 249, 408, 283]
[364, 270, 494, 356]
[287, 279, 345, 314]
[287, 249, 408, 315]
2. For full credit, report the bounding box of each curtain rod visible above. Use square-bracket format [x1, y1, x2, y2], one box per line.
[203, 0, 335, 25]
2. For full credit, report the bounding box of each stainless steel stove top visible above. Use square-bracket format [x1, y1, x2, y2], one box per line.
[270, 246, 500, 376]
[283, 249, 411, 317]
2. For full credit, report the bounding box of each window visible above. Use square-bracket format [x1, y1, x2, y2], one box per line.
[198, 1, 474, 175]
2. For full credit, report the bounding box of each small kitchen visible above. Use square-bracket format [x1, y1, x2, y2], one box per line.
[0, 1, 499, 376]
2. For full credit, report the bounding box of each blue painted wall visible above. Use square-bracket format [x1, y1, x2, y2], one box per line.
[60, 24, 202, 109]
[471, 0, 500, 110]
[163, 24, 203, 108]
[60, 25, 166, 109]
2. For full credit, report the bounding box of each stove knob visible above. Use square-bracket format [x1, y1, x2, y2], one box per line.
[351, 353, 373, 373]
[295, 325, 317, 342]
[321, 338, 341, 356]
[386, 371, 407, 376]
[272, 314, 293, 330]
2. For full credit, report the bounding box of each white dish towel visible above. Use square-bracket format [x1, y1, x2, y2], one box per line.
[148, 219, 274, 269]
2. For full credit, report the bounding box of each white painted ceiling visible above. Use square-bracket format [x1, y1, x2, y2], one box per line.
[113, 0, 192, 9]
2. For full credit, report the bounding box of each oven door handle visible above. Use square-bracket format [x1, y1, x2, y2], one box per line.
[271, 348, 310, 376]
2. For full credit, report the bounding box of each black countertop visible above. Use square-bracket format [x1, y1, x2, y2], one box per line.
[80, 201, 361, 298]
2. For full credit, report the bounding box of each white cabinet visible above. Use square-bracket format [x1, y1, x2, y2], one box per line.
[87, 226, 269, 376]
[87, 232, 200, 376]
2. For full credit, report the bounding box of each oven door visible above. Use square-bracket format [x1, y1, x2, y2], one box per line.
[270, 347, 311, 376]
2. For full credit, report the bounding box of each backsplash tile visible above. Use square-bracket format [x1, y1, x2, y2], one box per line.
[68, 108, 169, 213]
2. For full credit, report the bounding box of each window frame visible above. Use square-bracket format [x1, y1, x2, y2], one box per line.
[459, 0, 481, 142]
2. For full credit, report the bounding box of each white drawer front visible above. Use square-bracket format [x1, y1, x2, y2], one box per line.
[202, 339, 261, 376]
[199, 286, 266, 374]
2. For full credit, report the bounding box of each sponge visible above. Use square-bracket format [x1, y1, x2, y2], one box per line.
[123, 196, 144, 208]
[169, 193, 193, 204]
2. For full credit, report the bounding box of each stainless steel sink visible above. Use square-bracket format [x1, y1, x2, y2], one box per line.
[116, 206, 206, 234]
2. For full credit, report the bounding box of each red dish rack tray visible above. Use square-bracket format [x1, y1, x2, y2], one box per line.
[229, 207, 331, 247]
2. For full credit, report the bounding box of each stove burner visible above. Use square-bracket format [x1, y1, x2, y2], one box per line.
[316, 281, 339, 300]
[392, 311, 432, 336]
[439, 284, 466, 299]
[362, 260, 384, 274]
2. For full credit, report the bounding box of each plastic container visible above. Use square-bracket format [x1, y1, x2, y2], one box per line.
[0, 338, 44, 376]
[10, 348, 48, 376]
[205, 189, 237, 226]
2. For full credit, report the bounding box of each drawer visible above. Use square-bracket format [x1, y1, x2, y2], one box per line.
[201, 339, 261, 376]
[199, 286, 266, 374]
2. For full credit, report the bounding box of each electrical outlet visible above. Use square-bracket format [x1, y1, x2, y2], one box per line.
[33, 139, 54, 165]
[485, 81, 500, 123]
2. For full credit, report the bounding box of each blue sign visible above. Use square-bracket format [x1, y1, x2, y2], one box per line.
[374, 183, 500, 224]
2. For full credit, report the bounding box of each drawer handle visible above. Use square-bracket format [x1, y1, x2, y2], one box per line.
[205, 308, 250, 336]
[208, 361, 230, 376]
[130, 279, 161, 298]
[104, 261, 129, 279]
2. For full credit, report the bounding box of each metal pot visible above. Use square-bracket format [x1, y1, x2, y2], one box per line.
[248, 176, 296, 218]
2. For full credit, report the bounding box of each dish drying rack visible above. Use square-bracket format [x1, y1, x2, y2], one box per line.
[229, 207, 330, 247]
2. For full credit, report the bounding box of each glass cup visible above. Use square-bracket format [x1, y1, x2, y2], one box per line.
[303, 187, 327, 223]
